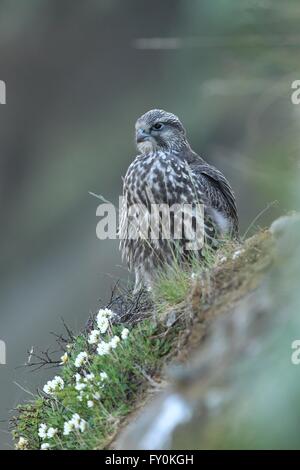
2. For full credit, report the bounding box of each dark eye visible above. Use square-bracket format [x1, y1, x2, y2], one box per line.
[152, 122, 164, 131]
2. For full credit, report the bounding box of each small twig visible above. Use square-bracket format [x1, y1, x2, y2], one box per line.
[13, 382, 36, 398]
[60, 317, 75, 342]
[20, 347, 61, 372]
[88, 191, 113, 205]
[242, 200, 278, 240]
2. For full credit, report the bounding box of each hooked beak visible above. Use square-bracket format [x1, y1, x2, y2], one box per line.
[136, 128, 151, 143]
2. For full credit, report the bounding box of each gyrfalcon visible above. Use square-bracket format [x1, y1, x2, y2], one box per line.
[119, 109, 239, 291]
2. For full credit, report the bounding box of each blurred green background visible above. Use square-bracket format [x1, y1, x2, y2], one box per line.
[0, 0, 300, 449]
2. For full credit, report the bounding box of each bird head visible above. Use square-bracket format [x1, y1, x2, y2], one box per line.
[135, 109, 188, 154]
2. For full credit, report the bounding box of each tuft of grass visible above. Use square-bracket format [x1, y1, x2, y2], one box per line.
[152, 245, 222, 308]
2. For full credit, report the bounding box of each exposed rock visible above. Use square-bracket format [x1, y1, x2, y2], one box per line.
[114, 215, 300, 450]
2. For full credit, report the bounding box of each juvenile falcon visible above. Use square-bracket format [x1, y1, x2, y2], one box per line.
[119, 109, 239, 291]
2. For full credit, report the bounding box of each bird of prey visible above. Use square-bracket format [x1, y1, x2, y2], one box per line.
[119, 109, 239, 291]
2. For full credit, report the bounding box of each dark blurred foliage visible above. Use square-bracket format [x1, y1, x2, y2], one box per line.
[0, 0, 300, 448]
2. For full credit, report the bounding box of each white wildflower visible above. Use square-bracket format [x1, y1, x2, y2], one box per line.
[70, 413, 81, 429]
[85, 372, 95, 382]
[79, 419, 87, 433]
[97, 308, 113, 321]
[88, 329, 100, 345]
[53, 376, 64, 389]
[100, 371, 108, 381]
[47, 428, 57, 439]
[87, 400, 94, 408]
[41, 443, 50, 450]
[43, 376, 64, 396]
[74, 373, 81, 382]
[97, 316, 109, 334]
[43, 383, 51, 395]
[74, 351, 88, 368]
[60, 352, 68, 365]
[63, 414, 86, 435]
[38, 423, 47, 439]
[75, 382, 87, 391]
[109, 335, 120, 349]
[63, 421, 73, 436]
[97, 341, 111, 356]
[121, 328, 129, 340]
[16, 437, 28, 450]
[93, 392, 100, 400]
[96, 308, 113, 333]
